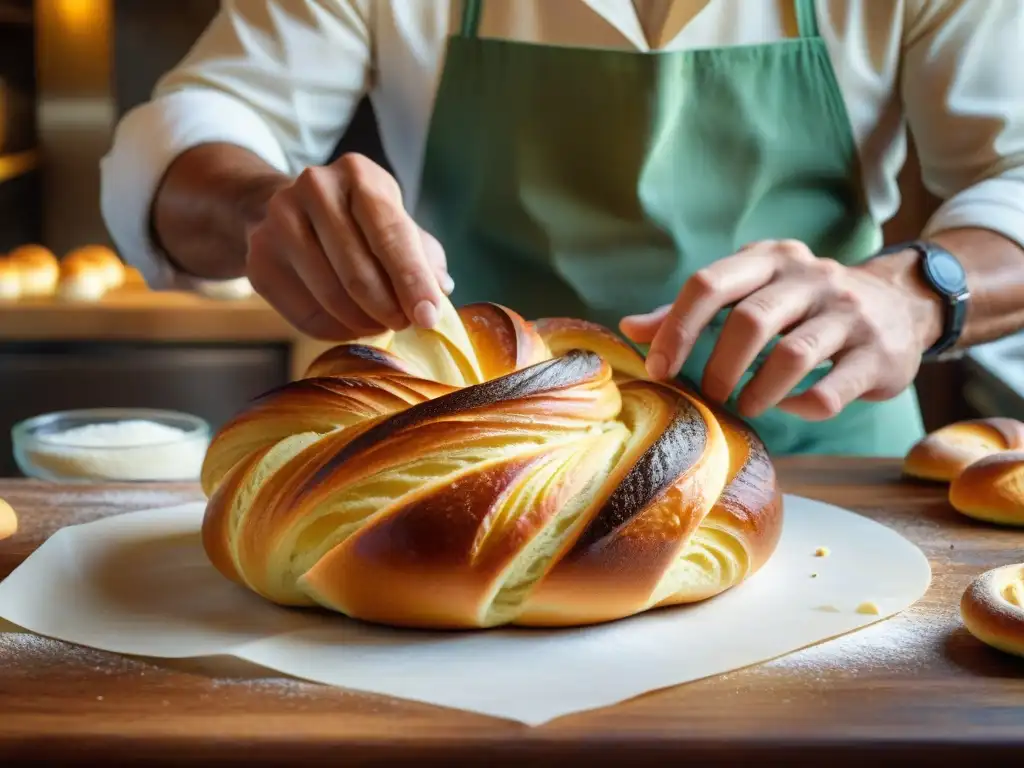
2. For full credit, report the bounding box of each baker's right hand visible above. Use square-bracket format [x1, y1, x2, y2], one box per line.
[246, 152, 454, 340]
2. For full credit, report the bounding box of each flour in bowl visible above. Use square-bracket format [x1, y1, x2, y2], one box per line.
[25, 420, 208, 481]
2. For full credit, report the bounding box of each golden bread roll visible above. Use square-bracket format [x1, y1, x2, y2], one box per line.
[63, 245, 125, 291]
[121, 266, 148, 290]
[949, 452, 1024, 526]
[200, 299, 783, 629]
[961, 563, 1024, 658]
[0, 498, 17, 541]
[0, 258, 20, 300]
[7, 244, 59, 297]
[57, 257, 109, 302]
[903, 418, 1024, 482]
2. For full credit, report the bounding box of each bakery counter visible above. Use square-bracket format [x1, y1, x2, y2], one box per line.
[1, 457, 1023, 766]
[0, 290, 332, 477]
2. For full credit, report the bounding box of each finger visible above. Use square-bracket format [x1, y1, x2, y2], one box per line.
[701, 279, 820, 403]
[296, 167, 407, 330]
[266, 194, 387, 337]
[620, 305, 671, 344]
[735, 312, 851, 418]
[420, 228, 454, 295]
[777, 346, 879, 421]
[646, 250, 780, 379]
[247, 248, 356, 341]
[343, 157, 443, 328]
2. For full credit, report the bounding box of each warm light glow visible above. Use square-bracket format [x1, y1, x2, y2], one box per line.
[52, 0, 96, 31]
[0, 151, 38, 184]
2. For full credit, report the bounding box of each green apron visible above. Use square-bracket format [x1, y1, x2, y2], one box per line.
[412, 0, 925, 457]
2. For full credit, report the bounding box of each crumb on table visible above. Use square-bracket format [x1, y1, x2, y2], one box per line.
[814, 546, 831, 557]
[856, 600, 881, 615]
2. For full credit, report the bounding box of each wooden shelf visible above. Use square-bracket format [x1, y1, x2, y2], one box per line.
[0, 290, 291, 342]
[0, 289, 334, 380]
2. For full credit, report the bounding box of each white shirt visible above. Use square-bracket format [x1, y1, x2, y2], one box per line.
[100, 0, 1024, 290]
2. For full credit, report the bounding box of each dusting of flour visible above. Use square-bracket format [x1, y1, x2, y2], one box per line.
[764, 614, 935, 673]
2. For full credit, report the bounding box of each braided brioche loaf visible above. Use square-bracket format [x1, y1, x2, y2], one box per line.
[200, 300, 783, 629]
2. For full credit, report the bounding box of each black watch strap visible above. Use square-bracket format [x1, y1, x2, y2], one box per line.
[874, 240, 970, 359]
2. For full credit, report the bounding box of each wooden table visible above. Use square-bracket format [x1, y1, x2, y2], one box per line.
[1, 458, 1022, 766]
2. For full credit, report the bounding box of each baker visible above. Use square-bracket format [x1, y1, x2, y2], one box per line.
[100, 0, 1024, 457]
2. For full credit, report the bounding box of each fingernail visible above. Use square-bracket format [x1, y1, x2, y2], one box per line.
[647, 352, 669, 380]
[440, 273, 455, 295]
[413, 300, 439, 328]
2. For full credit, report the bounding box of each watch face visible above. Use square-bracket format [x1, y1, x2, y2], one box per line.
[926, 249, 967, 293]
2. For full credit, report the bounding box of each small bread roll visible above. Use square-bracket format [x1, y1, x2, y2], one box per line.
[949, 452, 1024, 526]
[121, 266, 148, 290]
[961, 562, 1024, 658]
[8, 244, 59, 298]
[0, 498, 17, 541]
[63, 245, 125, 291]
[903, 418, 1024, 482]
[0, 258, 20, 300]
[57, 258, 109, 302]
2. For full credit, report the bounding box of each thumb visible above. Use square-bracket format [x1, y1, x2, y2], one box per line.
[620, 305, 672, 344]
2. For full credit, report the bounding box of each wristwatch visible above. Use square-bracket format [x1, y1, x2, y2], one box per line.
[874, 239, 970, 359]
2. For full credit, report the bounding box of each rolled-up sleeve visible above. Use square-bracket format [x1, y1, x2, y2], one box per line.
[901, 0, 1024, 249]
[100, 0, 373, 288]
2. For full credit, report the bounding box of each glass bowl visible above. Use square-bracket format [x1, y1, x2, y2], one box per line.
[12, 408, 211, 483]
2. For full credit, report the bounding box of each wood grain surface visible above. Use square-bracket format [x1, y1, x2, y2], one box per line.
[1, 458, 1022, 767]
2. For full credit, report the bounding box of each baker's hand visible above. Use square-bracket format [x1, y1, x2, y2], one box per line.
[619, 239, 943, 421]
[246, 153, 453, 340]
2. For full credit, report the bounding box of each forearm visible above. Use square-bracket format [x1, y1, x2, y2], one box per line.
[859, 227, 1024, 353]
[151, 143, 291, 281]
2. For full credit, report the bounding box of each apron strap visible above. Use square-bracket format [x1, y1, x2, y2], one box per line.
[460, 0, 484, 38]
[793, 0, 820, 38]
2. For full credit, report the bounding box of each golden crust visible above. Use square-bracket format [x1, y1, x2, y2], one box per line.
[57, 258, 109, 302]
[7, 244, 58, 267]
[961, 563, 1024, 658]
[949, 452, 1024, 527]
[7, 245, 59, 297]
[199, 373, 453, 497]
[63, 245, 125, 290]
[459, 302, 549, 379]
[533, 316, 649, 381]
[903, 418, 1024, 482]
[120, 266, 149, 291]
[516, 381, 730, 625]
[201, 299, 783, 629]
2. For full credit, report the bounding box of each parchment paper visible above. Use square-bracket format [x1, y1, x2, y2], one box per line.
[0, 494, 931, 725]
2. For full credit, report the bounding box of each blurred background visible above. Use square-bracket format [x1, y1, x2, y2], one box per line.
[0, 0, 1019, 476]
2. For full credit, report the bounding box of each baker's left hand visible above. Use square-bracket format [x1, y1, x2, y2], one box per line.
[620, 239, 944, 421]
